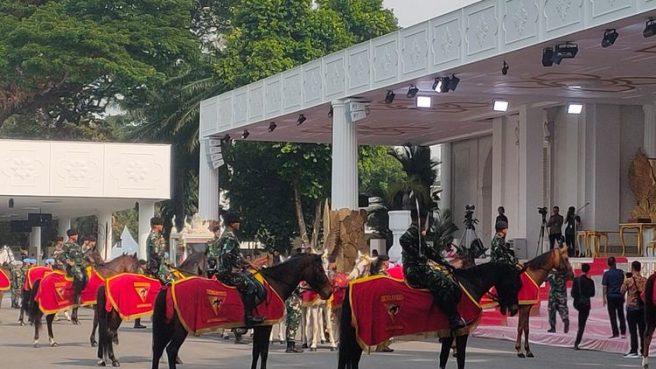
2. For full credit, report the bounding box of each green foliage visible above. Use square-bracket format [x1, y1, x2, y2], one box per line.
[429, 209, 458, 253]
[386, 145, 439, 211]
[359, 146, 406, 198]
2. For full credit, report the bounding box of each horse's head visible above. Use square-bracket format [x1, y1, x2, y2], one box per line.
[119, 253, 141, 274]
[300, 254, 333, 300]
[495, 263, 522, 317]
[552, 245, 574, 280]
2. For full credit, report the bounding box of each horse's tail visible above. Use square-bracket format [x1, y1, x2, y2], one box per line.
[96, 285, 108, 357]
[646, 274, 656, 326]
[28, 279, 42, 322]
[338, 287, 361, 369]
[152, 287, 172, 349]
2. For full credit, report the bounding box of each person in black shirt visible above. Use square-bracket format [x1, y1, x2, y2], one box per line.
[547, 206, 564, 249]
[564, 206, 581, 257]
[572, 263, 595, 350]
[602, 256, 626, 338]
[496, 206, 508, 226]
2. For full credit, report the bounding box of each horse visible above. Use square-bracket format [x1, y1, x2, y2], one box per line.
[514, 245, 573, 358]
[29, 254, 141, 348]
[95, 250, 209, 367]
[0, 245, 16, 308]
[337, 262, 522, 369]
[642, 273, 656, 369]
[151, 253, 333, 369]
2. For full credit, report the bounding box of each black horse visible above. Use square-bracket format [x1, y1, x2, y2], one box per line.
[151, 253, 333, 369]
[338, 262, 522, 369]
[95, 251, 208, 367]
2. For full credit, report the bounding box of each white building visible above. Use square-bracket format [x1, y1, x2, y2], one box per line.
[198, 0, 656, 258]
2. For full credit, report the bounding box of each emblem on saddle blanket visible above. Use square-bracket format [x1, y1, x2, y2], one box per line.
[167, 276, 285, 335]
[0, 268, 10, 291]
[105, 273, 162, 320]
[349, 275, 481, 347]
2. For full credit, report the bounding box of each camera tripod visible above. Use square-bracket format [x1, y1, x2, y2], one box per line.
[535, 211, 547, 257]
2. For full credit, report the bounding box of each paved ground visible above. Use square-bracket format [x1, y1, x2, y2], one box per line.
[0, 297, 646, 369]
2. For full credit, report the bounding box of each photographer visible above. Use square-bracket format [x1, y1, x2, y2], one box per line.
[547, 206, 564, 249]
[621, 261, 646, 358]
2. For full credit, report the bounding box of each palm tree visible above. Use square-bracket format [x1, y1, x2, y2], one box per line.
[385, 145, 439, 211]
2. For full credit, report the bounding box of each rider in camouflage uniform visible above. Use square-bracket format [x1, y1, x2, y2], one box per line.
[146, 217, 171, 284]
[206, 220, 222, 279]
[400, 210, 465, 331]
[285, 283, 304, 353]
[57, 229, 88, 305]
[51, 236, 65, 271]
[547, 244, 570, 333]
[215, 212, 264, 327]
[490, 221, 518, 265]
[10, 261, 24, 309]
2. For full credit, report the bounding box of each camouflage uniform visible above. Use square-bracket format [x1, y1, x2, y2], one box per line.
[548, 270, 570, 332]
[10, 264, 24, 309]
[51, 248, 65, 270]
[490, 233, 518, 265]
[400, 224, 462, 327]
[206, 236, 221, 278]
[58, 240, 88, 303]
[146, 230, 170, 283]
[285, 287, 302, 344]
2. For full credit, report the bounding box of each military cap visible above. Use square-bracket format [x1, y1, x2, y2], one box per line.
[150, 217, 163, 226]
[377, 254, 390, 261]
[66, 229, 78, 237]
[222, 211, 240, 225]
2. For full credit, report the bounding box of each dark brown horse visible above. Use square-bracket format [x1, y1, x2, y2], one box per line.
[95, 251, 208, 367]
[642, 273, 656, 369]
[151, 253, 333, 369]
[338, 262, 522, 369]
[514, 246, 573, 358]
[29, 254, 141, 348]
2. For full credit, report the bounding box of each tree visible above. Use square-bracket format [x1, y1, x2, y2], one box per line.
[0, 0, 200, 127]
[359, 146, 406, 198]
[386, 145, 439, 211]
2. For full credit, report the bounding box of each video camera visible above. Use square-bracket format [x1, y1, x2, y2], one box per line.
[537, 207, 548, 216]
[464, 204, 478, 230]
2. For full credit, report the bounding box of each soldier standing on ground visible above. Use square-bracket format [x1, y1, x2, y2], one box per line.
[10, 260, 24, 309]
[146, 217, 170, 284]
[547, 244, 570, 334]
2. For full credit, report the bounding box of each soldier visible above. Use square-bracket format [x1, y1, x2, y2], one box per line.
[285, 283, 304, 353]
[214, 211, 263, 327]
[10, 260, 24, 309]
[57, 229, 87, 305]
[146, 217, 170, 284]
[51, 237, 65, 270]
[490, 221, 517, 265]
[548, 267, 570, 333]
[206, 220, 222, 279]
[371, 255, 394, 352]
[400, 209, 465, 331]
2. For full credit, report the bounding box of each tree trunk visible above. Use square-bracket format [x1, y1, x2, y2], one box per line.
[292, 183, 309, 245]
[310, 201, 322, 249]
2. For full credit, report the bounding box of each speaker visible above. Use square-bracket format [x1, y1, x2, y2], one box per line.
[28, 213, 52, 227]
[10, 220, 31, 233]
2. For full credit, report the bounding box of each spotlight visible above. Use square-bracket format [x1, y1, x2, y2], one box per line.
[493, 99, 509, 112]
[406, 85, 419, 98]
[601, 29, 619, 48]
[417, 96, 431, 108]
[447, 74, 460, 91]
[385, 90, 395, 104]
[568, 103, 583, 115]
[241, 129, 250, 139]
[552, 43, 578, 65]
[328, 106, 333, 118]
[8, 198, 14, 209]
[645, 19, 656, 38]
[222, 134, 231, 143]
[502, 61, 509, 75]
[432, 78, 444, 93]
[268, 122, 277, 132]
[542, 47, 554, 67]
[297, 114, 307, 126]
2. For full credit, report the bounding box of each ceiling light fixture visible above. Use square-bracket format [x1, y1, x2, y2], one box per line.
[417, 96, 432, 108]
[385, 90, 395, 104]
[568, 103, 583, 115]
[8, 198, 14, 209]
[502, 61, 509, 75]
[297, 114, 307, 126]
[447, 74, 460, 91]
[406, 85, 419, 98]
[601, 29, 619, 48]
[432, 78, 444, 93]
[493, 100, 509, 112]
[268, 122, 277, 132]
[241, 129, 250, 139]
[542, 47, 554, 67]
[552, 42, 579, 65]
[645, 18, 656, 38]
[328, 106, 333, 118]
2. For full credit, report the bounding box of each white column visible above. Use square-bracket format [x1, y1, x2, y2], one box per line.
[57, 217, 71, 239]
[199, 139, 220, 220]
[97, 212, 113, 261]
[138, 201, 155, 260]
[491, 117, 503, 232]
[644, 105, 656, 157]
[439, 143, 452, 211]
[517, 106, 545, 258]
[30, 227, 42, 265]
[331, 100, 359, 210]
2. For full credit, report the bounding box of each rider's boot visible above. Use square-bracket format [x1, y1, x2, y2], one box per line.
[243, 293, 264, 327]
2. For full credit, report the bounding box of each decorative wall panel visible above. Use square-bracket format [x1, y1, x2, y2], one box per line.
[543, 0, 584, 38]
[199, 97, 218, 137]
[303, 61, 323, 106]
[233, 87, 248, 125]
[347, 45, 371, 93]
[50, 143, 103, 197]
[324, 52, 346, 98]
[248, 82, 264, 121]
[465, 1, 499, 59]
[503, 0, 540, 49]
[401, 24, 430, 78]
[431, 15, 463, 69]
[283, 69, 302, 111]
[264, 76, 282, 117]
[218, 94, 233, 132]
[372, 34, 399, 86]
[589, 0, 635, 26]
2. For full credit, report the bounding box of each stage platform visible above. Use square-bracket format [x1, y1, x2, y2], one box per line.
[475, 256, 656, 355]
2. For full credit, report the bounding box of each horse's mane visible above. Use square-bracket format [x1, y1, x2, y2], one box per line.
[524, 250, 553, 269]
[260, 254, 316, 279]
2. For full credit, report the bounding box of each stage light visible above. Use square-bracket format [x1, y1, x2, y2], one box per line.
[241, 129, 250, 139]
[297, 114, 307, 126]
[222, 134, 231, 143]
[8, 198, 14, 209]
[601, 29, 619, 48]
[406, 85, 419, 98]
[493, 100, 509, 112]
[328, 106, 333, 118]
[268, 122, 277, 132]
[385, 90, 395, 104]
[432, 78, 444, 93]
[417, 96, 431, 108]
[552, 43, 578, 65]
[502, 61, 509, 75]
[644, 19, 656, 38]
[568, 103, 583, 115]
[542, 47, 554, 67]
[447, 74, 460, 91]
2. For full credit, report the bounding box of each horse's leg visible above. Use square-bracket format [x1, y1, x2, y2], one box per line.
[515, 306, 525, 357]
[47, 314, 57, 347]
[72, 306, 79, 325]
[253, 326, 273, 369]
[455, 335, 469, 369]
[643, 323, 655, 369]
[440, 337, 454, 369]
[524, 306, 534, 357]
[33, 310, 41, 348]
[251, 327, 261, 369]
[165, 319, 188, 369]
[108, 313, 122, 367]
[91, 304, 98, 347]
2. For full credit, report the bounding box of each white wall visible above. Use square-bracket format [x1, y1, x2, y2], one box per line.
[500, 115, 521, 239]
[384, 0, 483, 27]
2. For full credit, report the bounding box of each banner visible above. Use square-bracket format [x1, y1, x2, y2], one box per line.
[168, 276, 284, 335]
[0, 268, 9, 291]
[105, 273, 162, 320]
[349, 275, 481, 347]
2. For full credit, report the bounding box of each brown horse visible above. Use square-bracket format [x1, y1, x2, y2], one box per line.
[151, 253, 333, 369]
[29, 254, 141, 348]
[95, 251, 208, 367]
[514, 246, 573, 358]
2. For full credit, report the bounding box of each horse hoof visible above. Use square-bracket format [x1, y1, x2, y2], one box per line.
[111, 361, 120, 367]
[97, 360, 106, 367]
[33, 343, 39, 348]
[517, 353, 525, 358]
[91, 341, 97, 348]
[175, 356, 183, 365]
[51, 342, 58, 347]
[526, 352, 534, 358]
[19, 321, 24, 326]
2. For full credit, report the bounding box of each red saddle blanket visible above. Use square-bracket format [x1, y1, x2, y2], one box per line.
[0, 268, 9, 291]
[329, 273, 349, 309]
[24, 266, 52, 291]
[165, 276, 285, 335]
[35, 268, 105, 314]
[480, 271, 540, 308]
[349, 275, 481, 347]
[104, 273, 162, 320]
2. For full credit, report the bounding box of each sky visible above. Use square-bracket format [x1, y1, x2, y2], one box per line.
[383, 0, 482, 27]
